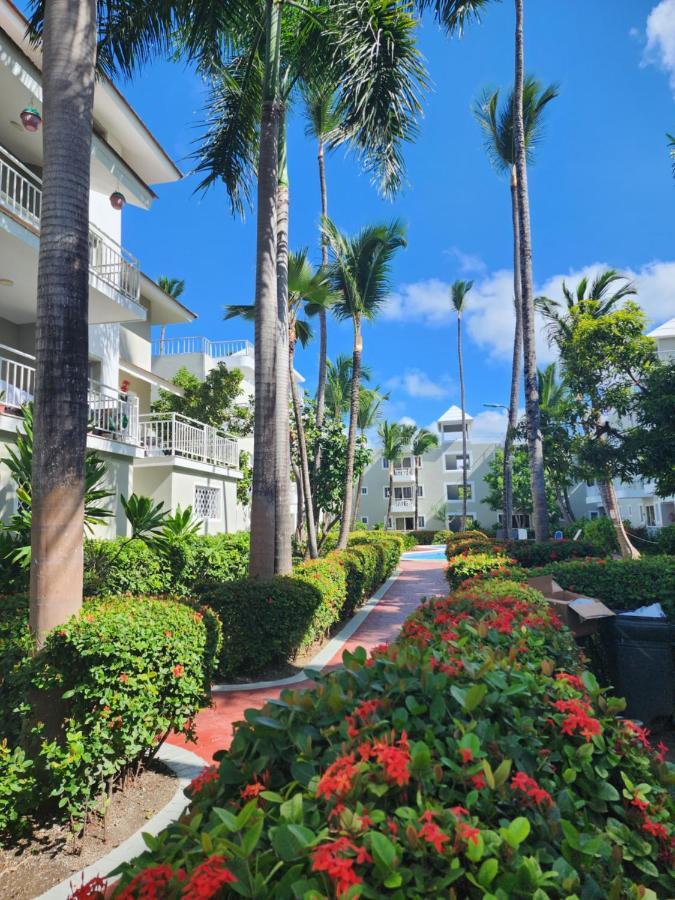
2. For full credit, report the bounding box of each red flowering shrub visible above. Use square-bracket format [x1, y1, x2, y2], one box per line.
[113, 575, 674, 897]
[505, 538, 605, 568]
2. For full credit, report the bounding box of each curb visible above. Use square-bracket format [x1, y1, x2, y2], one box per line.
[211, 569, 400, 693]
[38, 744, 207, 900]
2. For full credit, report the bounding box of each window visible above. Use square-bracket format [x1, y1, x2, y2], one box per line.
[361, 516, 369, 525]
[444, 453, 470, 471]
[194, 485, 221, 520]
[640, 506, 645, 522]
[446, 483, 473, 502]
[589, 511, 599, 520]
[417, 515, 425, 528]
[646, 506, 656, 526]
[416, 484, 424, 497]
[384, 486, 391, 498]
[361, 486, 368, 495]
[381, 458, 388, 469]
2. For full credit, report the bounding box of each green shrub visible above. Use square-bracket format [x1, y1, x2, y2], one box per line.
[0, 595, 221, 833]
[158, 532, 250, 594]
[84, 539, 171, 596]
[390, 530, 417, 549]
[579, 516, 619, 554]
[0, 741, 35, 835]
[410, 529, 438, 545]
[445, 550, 513, 589]
[446, 528, 490, 544]
[505, 538, 605, 568]
[658, 524, 675, 556]
[349, 531, 403, 578]
[329, 545, 382, 616]
[112, 576, 674, 899]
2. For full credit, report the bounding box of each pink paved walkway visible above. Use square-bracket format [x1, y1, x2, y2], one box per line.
[170, 557, 447, 763]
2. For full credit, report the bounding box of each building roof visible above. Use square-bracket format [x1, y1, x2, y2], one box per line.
[140, 273, 198, 325]
[647, 317, 675, 340]
[437, 404, 473, 423]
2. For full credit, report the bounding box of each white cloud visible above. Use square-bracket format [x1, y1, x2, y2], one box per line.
[383, 260, 675, 364]
[445, 246, 487, 276]
[398, 415, 417, 427]
[385, 368, 452, 399]
[469, 409, 508, 443]
[643, 0, 675, 91]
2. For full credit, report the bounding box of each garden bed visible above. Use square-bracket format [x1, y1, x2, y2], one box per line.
[0, 760, 177, 900]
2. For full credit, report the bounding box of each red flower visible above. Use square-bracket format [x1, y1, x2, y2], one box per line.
[117, 864, 182, 899]
[554, 672, 585, 692]
[458, 747, 473, 765]
[470, 772, 486, 790]
[317, 753, 359, 800]
[172, 664, 185, 678]
[240, 770, 269, 801]
[510, 771, 553, 808]
[68, 876, 107, 899]
[419, 821, 450, 853]
[119, 673, 129, 684]
[182, 856, 237, 899]
[656, 741, 668, 763]
[642, 816, 668, 842]
[187, 765, 219, 798]
[553, 698, 601, 742]
[312, 838, 369, 897]
[456, 822, 481, 846]
[371, 732, 411, 786]
[630, 792, 650, 813]
[450, 805, 469, 818]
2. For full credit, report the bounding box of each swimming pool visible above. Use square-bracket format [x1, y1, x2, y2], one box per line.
[401, 546, 446, 561]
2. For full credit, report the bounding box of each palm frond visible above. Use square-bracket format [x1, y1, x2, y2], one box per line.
[224, 303, 256, 321]
[450, 279, 473, 313]
[414, 0, 495, 35]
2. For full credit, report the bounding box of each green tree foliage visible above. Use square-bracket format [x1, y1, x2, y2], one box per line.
[484, 446, 559, 528]
[623, 361, 675, 498]
[151, 364, 252, 436]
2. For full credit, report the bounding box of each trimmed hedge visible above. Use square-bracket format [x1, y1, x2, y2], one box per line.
[111, 576, 674, 898]
[505, 539, 605, 568]
[445, 550, 514, 589]
[204, 534, 404, 678]
[84, 532, 250, 597]
[0, 595, 222, 834]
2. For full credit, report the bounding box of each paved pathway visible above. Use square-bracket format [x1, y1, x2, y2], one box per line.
[169, 557, 447, 763]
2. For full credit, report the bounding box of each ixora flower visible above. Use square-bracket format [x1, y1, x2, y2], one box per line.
[172, 664, 185, 678]
[419, 819, 450, 853]
[552, 698, 602, 742]
[116, 864, 184, 899]
[317, 753, 360, 800]
[312, 837, 371, 898]
[182, 856, 237, 899]
[510, 771, 554, 808]
[240, 770, 270, 800]
[187, 765, 219, 798]
[68, 876, 107, 899]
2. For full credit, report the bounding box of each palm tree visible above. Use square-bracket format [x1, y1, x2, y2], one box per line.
[539, 270, 640, 558]
[450, 280, 473, 530]
[474, 76, 557, 539]
[410, 427, 439, 529]
[379, 421, 407, 530]
[157, 276, 186, 354]
[351, 386, 387, 526]
[325, 218, 407, 549]
[537, 363, 575, 523]
[28, 0, 97, 644]
[324, 355, 373, 421]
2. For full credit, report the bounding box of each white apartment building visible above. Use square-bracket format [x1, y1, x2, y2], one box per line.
[356, 405, 499, 532]
[582, 316, 675, 533]
[0, 0, 243, 537]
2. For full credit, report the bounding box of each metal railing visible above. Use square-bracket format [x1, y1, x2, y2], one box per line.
[0, 344, 139, 443]
[138, 412, 239, 468]
[0, 144, 140, 304]
[656, 349, 675, 363]
[152, 336, 254, 358]
[391, 497, 415, 512]
[392, 466, 414, 478]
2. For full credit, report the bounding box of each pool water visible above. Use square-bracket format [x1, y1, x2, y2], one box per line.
[401, 546, 446, 561]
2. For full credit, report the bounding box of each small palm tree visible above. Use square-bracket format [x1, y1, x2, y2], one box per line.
[474, 76, 557, 538]
[450, 280, 473, 530]
[378, 421, 407, 530]
[157, 277, 186, 354]
[351, 387, 388, 526]
[410, 427, 439, 529]
[324, 355, 372, 421]
[324, 218, 407, 548]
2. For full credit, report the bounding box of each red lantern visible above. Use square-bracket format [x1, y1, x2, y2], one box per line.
[110, 191, 126, 210]
[20, 106, 42, 132]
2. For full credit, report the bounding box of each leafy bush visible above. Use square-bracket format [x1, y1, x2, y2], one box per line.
[84, 539, 171, 596]
[445, 550, 514, 589]
[112, 577, 675, 899]
[390, 531, 417, 549]
[330, 545, 382, 617]
[0, 595, 221, 834]
[658, 524, 675, 556]
[410, 529, 438, 545]
[349, 532, 403, 580]
[505, 539, 605, 568]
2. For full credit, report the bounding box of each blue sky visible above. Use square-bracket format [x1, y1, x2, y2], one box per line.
[120, 0, 675, 440]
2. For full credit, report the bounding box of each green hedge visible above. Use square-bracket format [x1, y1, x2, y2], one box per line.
[445, 550, 513, 589]
[349, 531, 404, 578]
[84, 533, 250, 597]
[505, 539, 605, 568]
[0, 595, 221, 834]
[111, 576, 674, 898]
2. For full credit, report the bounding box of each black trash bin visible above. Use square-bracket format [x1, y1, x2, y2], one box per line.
[600, 614, 675, 725]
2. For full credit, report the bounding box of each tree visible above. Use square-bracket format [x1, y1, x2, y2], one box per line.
[484, 445, 558, 529]
[157, 276, 186, 353]
[626, 361, 675, 499]
[410, 427, 439, 528]
[352, 387, 387, 526]
[474, 76, 557, 538]
[450, 279, 472, 530]
[27, 0, 97, 644]
[536, 364, 577, 523]
[152, 364, 252, 435]
[324, 355, 372, 420]
[378, 421, 408, 530]
[540, 278, 657, 558]
[325, 219, 407, 548]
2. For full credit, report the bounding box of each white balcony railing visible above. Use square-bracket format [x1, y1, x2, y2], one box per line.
[138, 413, 238, 469]
[391, 497, 415, 512]
[0, 345, 139, 443]
[392, 467, 414, 478]
[0, 144, 140, 304]
[656, 349, 675, 363]
[152, 336, 254, 359]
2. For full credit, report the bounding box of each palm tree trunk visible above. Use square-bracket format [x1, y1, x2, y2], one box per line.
[351, 467, 364, 528]
[315, 137, 329, 430]
[513, 0, 549, 541]
[457, 314, 468, 530]
[555, 484, 573, 524]
[289, 336, 318, 558]
[336, 318, 361, 549]
[274, 112, 292, 574]
[414, 463, 420, 530]
[597, 478, 640, 559]
[30, 0, 96, 645]
[562, 486, 575, 522]
[386, 467, 394, 529]
[292, 459, 304, 544]
[503, 166, 523, 540]
[249, 0, 282, 579]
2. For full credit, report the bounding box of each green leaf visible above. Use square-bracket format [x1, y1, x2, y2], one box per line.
[214, 807, 239, 832]
[384, 872, 403, 888]
[369, 831, 397, 871]
[493, 758, 512, 788]
[595, 782, 620, 801]
[270, 824, 316, 861]
[280, 793, 304, 824]
[504, 817, 531, 849]
[464, 683, 488, 712]
[477, 858, 498, 888]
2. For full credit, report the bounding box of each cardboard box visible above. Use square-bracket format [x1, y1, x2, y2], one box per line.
[526, 577, 614, 638]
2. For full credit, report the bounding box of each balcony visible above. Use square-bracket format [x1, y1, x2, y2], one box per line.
[0, 345, 139, 444]
[656, 349, 675, 363]
[390, 497, 415, 513]
[152, 336, 254, 359]
[138, 413, 239, 469]
[0, 144, 141, 307]
[392, 466, 414, 482]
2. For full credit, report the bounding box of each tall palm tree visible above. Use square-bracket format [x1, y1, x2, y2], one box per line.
[157, 276, 186, 354]
[325, 218, 407, 549]
[410, 427, 439, 528]
[351, 386, 387, 526]
[539, 270, 640, 558]
[379, 421, 407, 530]
[28, 0, 97, 644]
[450, 280, 473, 530]
[474, 76, 557, 538]
[324, 355, 372, 421]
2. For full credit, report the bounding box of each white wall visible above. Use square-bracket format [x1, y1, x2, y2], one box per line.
[89, 190, 122, 244]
